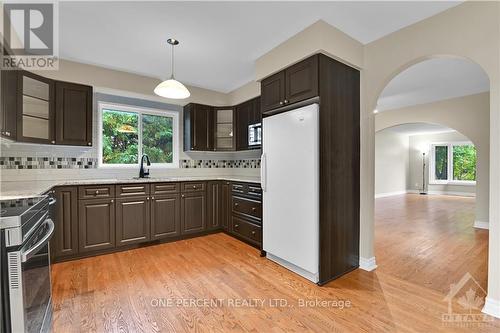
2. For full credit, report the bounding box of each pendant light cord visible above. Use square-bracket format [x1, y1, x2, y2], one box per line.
[171, 43, 175, 79]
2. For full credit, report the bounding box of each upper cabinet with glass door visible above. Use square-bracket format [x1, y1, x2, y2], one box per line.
[0, 70, 93, 146]
[215, 107, 234, 151]
[18, 72, 55, 144]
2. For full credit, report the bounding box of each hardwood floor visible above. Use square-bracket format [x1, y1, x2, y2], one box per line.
[51, 194, 498, 332]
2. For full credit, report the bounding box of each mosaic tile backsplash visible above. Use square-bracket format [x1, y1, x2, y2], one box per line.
[0, 157, 261, 169]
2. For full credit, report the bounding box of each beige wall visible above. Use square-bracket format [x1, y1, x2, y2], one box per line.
[227, 80, 260, 105]
[255, 20, 364, 81]
[375, 131, 409, 196]
[33, 59, 230, 106]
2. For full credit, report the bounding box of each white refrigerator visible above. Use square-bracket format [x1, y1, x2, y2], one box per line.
[261, 103, 319, 283]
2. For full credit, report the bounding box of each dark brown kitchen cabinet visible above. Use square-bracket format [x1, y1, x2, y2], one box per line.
[260, 71, 285, 112]
[78, 198, 115, 253]
[151, 194, 181, 240]
[207, 181, 221, 230]
[235, 99, 252, 150]
[16, 71, 56, 144]
[52, 186, 78, 259]
[0, 70, 18, 140]
[183, 103, 214, 151]
[235, 96, 261, 150]
[214, 106, 235, 151]
[55, 81, 93, 146]
[221, 181, 231, 231]
[261, 55, 319, 113]
[181, 191, 206, 235]
[0, 70, 93, 146]
[116, 196, 151, 246]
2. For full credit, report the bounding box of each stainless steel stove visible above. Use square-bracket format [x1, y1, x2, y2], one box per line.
[1, 196, 55, 333]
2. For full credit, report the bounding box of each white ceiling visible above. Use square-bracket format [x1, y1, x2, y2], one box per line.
[59, 1, 462, 93]
[382, 123, 455, 136]
[377, 58, 490, 111]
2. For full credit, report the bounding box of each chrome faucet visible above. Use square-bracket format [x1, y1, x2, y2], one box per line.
[139, 154, 151, 178]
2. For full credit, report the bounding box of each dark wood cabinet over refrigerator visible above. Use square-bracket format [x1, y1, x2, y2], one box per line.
[260, 53, 360, 285]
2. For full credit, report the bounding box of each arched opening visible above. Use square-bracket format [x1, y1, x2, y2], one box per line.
[371, 57, 490, 304]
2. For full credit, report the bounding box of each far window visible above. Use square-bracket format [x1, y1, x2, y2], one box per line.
[430, 143, 476, 184]
[99, 103, 178, 167]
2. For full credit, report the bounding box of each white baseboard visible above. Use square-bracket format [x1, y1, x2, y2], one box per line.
[483, 297, 500, 319]
[359, 257, 377, 271]
[407, 189, 475, 197]
[375, 191, 407, 199]
[474, 220, 489, 229]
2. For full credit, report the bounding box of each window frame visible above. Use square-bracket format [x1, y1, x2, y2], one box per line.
[97, 102, 179, 169]
[429, 141, 476, 186]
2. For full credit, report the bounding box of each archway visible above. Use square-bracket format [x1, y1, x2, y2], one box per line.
[361, 55, 493, 312]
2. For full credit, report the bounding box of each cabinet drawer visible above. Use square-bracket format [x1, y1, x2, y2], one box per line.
[231, 182, 262, 198]
[152, 182, 180, 195]
[117, 184, 150, 197]
[231, 216, 261, 246]
[78, 185, 115, 199]
[181, 182, 205, 193]
[232, 196, 262, 220]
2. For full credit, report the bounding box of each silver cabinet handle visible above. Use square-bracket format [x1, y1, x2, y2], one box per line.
[110, 199, 114, 203]
[279, 101, 283, 105]
[51, 140, 55, 144]
[5, 131, 10, 136]
[284, 99, 289, 104]
[181, 194, 185, 198]
[87, 142, 92, 146]
[151, 196, 155, 200]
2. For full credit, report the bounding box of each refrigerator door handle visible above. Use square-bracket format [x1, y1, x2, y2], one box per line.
[261, 153, 267, 192]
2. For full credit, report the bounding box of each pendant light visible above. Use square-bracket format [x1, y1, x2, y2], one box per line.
[154, 38, 190, 99]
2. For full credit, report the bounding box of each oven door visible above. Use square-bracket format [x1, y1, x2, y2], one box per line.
[7, 218, 54, 333]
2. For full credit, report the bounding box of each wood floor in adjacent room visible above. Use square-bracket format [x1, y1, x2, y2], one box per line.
[51, 194, 498, 332]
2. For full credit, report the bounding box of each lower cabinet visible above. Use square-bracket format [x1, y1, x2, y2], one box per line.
[116, 196, 151, 246]
[181, 191, 206, 234]
[207, 181, 221, 231]
[221, 181, 231, 231]
[151, 194, 181, 239]
[52, 186, 78, 259]
[231, 216, 262, 247]
[78, 198, 116, 253]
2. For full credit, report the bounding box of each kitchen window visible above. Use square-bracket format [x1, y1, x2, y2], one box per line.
[98, 103, 179, 168]
[429, 142, 476, 185]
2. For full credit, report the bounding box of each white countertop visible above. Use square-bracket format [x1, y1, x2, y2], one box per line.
[0, 176, 261, 200]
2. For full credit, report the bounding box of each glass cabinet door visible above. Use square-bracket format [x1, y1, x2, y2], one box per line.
[215, 108, 234, 150]
[18, 72, 55, 144]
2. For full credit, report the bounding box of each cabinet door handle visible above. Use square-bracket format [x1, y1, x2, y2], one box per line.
[234, 203, 239, 207]
[5, 131, 10, 136]
[147, 197, 150, 200]
[193, 185, 197, 189]
[151, 196, 155, 200]
[251, 231, 256, 235]
[181, 194, 185, 198]
[87, 142, 92, 146]
[284, 99, 289, 104]
[95, 190, 99, 195]
[234, 224, 239, 228]
[51, 140, 55, 144]
[252, 207, 256, 212]
[279, 101, 283, 105]
[110, 199, 114, 203]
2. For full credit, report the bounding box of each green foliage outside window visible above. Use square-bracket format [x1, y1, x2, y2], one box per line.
[102, 108, 174, 165]
[102, 110, 138, 164]
[434, 145, 448, 180]
[453, 145, 476, 181]
[142, 114, 173, 163]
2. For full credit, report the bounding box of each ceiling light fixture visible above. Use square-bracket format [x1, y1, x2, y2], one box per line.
[154, 38, 190, 99]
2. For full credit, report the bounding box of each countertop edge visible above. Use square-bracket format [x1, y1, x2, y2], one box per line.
[0, 177, 261, 200]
